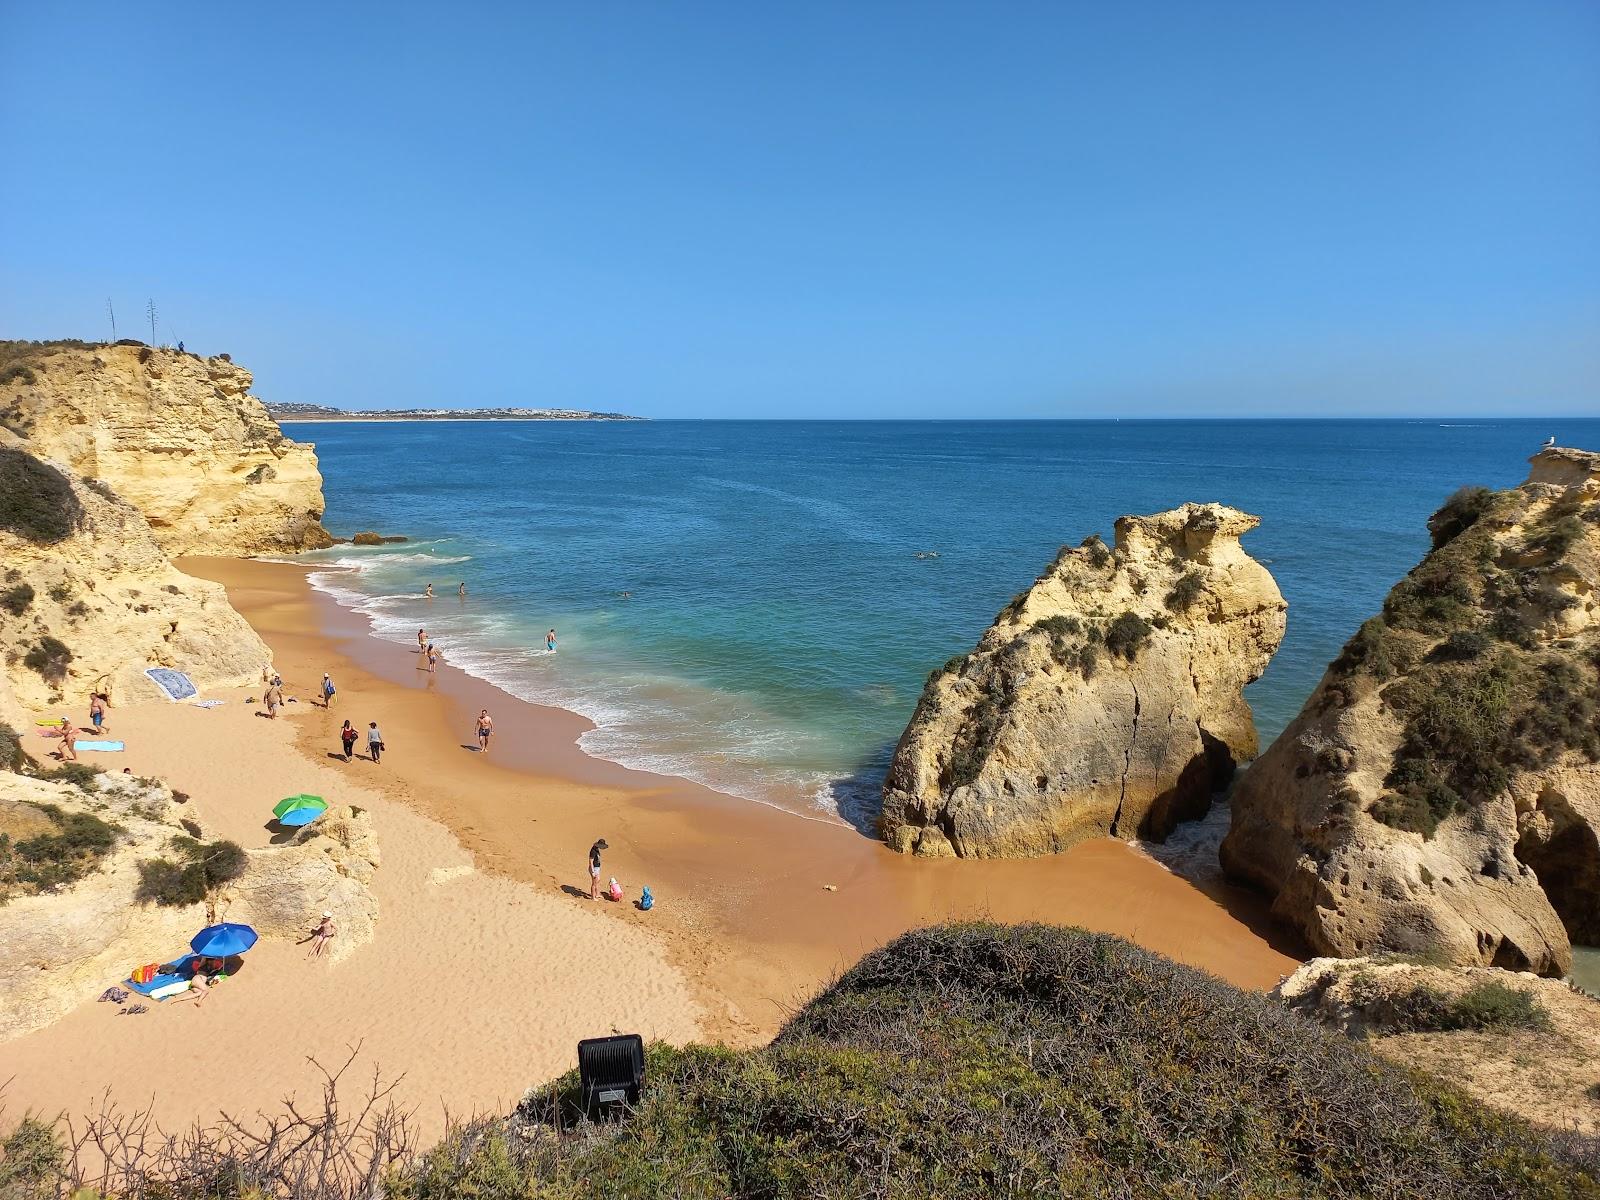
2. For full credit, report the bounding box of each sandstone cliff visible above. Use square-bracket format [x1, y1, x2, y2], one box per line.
[0, 769, 378, 1041]
[0, 447, 269, 711]
[1222, 447, 1600, 976]
[0, 341, 331, 555]
[881, 504, 1286, 858]
[1276, 956, 1600, 1136]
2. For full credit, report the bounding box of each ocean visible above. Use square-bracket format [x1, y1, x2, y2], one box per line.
[288, 417, 1599, 832]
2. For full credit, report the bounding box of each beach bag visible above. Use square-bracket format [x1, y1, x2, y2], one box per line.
[607, 877, 623, 902]
[134, 962, 157, 984]
[639, 886, 654, 911]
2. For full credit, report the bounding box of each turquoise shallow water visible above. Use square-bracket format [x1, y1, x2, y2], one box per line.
[288, 418, 1600, 829]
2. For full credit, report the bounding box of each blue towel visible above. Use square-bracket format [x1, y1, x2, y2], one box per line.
[125, 953, 198, 996]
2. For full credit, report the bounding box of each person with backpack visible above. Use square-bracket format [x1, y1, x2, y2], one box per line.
[339, 720, 358, 761]
[322, 673, 337, 707]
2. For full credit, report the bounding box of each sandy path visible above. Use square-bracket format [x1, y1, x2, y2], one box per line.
[3, 557, 1301, 1137]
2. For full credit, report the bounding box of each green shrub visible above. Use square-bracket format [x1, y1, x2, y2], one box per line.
[444, 923, 1598, 1200]
[1428, 486, 1495, 550]
[0, 1116, 64, 1195]
[1381, 980, 1551, 1034]
[0, 448, 82, 544]
[0, 362, 38, 386]
[1103, 611, 1152, 660]
[1525, 515, 1584, 559]
[22, 635, 72, 682]
[0, 582, 33, 616]
[0, 803, 120, 901]
[42, 761, 102, 792]
[1384, 562, 1476, 632]
[1165, 570, 1205, 610]
[0, 721, 23, 773]
[1082, 535, 1111, 569]
[1436, 628, 1492, 661]
[45, 581, 72, 604]
[137, 836, 248, 906]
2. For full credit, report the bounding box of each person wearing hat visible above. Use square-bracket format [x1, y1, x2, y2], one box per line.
[588, 839, 609, 901]
[308, 911, 336, 958]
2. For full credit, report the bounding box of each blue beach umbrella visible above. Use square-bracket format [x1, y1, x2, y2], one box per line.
[190, 922, 258, 957]
[277, 802, 327, 827]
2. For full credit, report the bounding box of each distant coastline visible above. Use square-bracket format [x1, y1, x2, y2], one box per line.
[267, 401, 641, 422]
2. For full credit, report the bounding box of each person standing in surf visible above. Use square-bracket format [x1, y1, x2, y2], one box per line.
[417, 628, 427, 655]
[458, 582, 467, 598]
[476, 709, 493, 754]
[424, 583, 434, 599]
[545, 629, 558, 654]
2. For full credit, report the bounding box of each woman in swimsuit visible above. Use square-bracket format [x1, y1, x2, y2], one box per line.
[476, 709, 493, 754]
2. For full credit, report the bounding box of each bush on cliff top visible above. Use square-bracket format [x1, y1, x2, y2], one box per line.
[137, 835, 248, 907]
[0, 801, 120, 902]
[0, 448, 82, 545]
[393, 924, 1596, 1200]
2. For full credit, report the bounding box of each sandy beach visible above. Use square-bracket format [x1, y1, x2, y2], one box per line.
[3, 557, 1301, 1136]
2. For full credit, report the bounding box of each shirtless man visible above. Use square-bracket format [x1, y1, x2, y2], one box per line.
[476, 709, 494, 754]
[417, 628, 428, 654]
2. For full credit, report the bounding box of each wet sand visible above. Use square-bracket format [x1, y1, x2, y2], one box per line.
[5, 557, 1301, 1134]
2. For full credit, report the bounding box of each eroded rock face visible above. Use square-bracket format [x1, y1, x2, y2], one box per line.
[881, 504, 1286, 858]
[0, 451, 269, 711]
[0, 344, 331, 555]
[1222, 447, 1600, 977]
[0, 771, 378, 1041]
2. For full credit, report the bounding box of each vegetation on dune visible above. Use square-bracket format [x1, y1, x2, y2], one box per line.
[136, 835, 248, 907]
[1372, 979, 1553, 1035]
[395, 924, 1596, 1199]
[3, 924, 1595, 1198]
[0, 801, 120, 902]
[0, 448, 83, 545]
[1165, 568, 1205, 610]
[22, 635, 73, 684]
[1329, 485, 1600, 837]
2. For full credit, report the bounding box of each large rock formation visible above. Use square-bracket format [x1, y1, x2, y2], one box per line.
[1222, 447, 1600, 977]
[881, 504, 1286, 858]
[0, 769, 378, 1041]
[0, 447, 268, 711]
[0, 341, 331, 555]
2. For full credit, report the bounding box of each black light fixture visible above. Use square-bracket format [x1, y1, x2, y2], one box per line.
[577, 1034, 645, 1117]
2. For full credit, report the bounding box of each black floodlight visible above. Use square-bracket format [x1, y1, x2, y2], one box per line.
[577, 1033, 645, 1116]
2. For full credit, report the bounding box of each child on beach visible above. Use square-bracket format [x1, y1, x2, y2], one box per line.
[588, 838, 608, 900]
[367, 722, 385, 763]
[476, 709, 493, 754]
[427, 643, 439, 673]
[322, 673, 337, 707]
[88, 692, 108, 732]
[308, 911, 336, 958]
[546, 629, 558, 654]
[340, 720, 358, 761]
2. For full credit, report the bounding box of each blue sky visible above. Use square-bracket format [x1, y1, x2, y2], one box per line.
[2, 2, 1596, 418]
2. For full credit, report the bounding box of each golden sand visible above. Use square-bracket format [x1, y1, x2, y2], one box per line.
[3, 558, 1300, 1134]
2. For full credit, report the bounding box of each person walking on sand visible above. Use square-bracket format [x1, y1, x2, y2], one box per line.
[546, 629, 558, 654]
[57, 717, 79, 761]
[417, 628, 427, 654]
[427, 643, 440, 673]
[308, 911, 336, 958]
[321, 673, 337, 707]
[263, 680, 284, 719]
[424, 583, 434, 599]
[88, 692, 108, 733]
[476, 709, 493, 754]
[340, 719, 358, 761]
[588, 838, 609, 901]
[367, 721, 385, 763]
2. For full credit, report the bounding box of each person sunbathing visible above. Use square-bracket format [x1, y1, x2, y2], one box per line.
[170, 974, 219, 1008]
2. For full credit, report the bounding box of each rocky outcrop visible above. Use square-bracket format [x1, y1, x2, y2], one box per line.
[0, 342, 331, 555]
[0, 448, 269, 710]
[881, 504, 1286, 858]
[1276, 956, 1600, 1135]
[1222, 447, 1600, 976]
[0, 770, 378, 1041]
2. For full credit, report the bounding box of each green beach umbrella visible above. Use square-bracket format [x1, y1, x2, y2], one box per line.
[272, 794, 328, 824]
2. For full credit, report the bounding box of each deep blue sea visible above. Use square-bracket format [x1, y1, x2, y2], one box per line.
[286, 418, 1600, 829]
